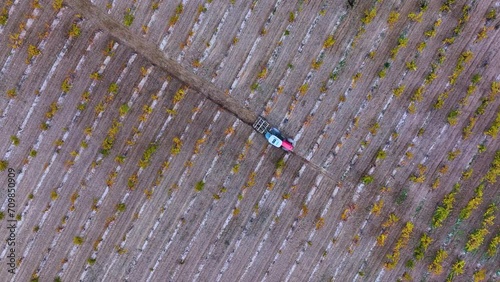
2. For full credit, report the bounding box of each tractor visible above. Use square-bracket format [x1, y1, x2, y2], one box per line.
[253, 116, 294, 151]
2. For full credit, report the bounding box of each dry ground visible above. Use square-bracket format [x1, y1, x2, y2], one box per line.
[0, 0, 499, 281]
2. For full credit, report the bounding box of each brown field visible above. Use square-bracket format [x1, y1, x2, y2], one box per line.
[0, 0, 499, 281]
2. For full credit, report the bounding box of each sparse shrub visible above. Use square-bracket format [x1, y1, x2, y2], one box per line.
[361, 7, 377, 24]
[473, 269, 486, 282]
[369, 122, 380, 135]
[299, 83, 309, 95]
[315, 217, 325, 230]
[417, 41, 426, 53]
[323, 34, 335, 48]
[411, 86, 425, 102]
[376, 149, 386, 160]
[68, 23, 81, 38]
[387, 11, 399, 27]
[138, 143, 158, 168]
[392, 85, 405, 97]
[50, 190, 58, 200]
[26, 44, 41, 63]
[10, 135, 20, 146]
[432, 184, 459, 227]
[447, 149, 461, 161]
[116, 203, 126, 212]
[288, 12, 295, 22]
[487, 233, 499, 257]
[377, 232, 387, 246]
[414, 233, 432, 260]
[428, 249, 447, 275]
[446, 259, 465, 281]
[406, 60, 417, 71]
[61, 77, 72, 93]
[485, 111, 500, 138]
[371, 200, 383, 215]
[484, 150, 500, 183]
[52, 0, 63, 11]
[123, 8, 135, 27]
[361, 175, 374, 184]
[408, 11, 423, 22]
[257, 67, 267, 79]
[385, 221, 414, 269]
[382, 213, 399, 228]
[73, 236, 84, 245]
[171, 137, 182, 155]
[0, 159, 9, 171]
[195, 181, 205, 192]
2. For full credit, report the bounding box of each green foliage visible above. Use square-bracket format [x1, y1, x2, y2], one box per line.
[432, 184, 459, 228]
[414, 233, 432, 260]
[0, 159, 9, 171]
[288, 12, 295, 22]
[6, 88, 16, 99]
[73, 236, 84, 245]
[46, 102, 59, 119]
[298, 83, 309, 95]
[108, 82, 119, 94]
[405, 60, 417, 71]
[171, 137, 182, 155]
[139, 143, 158, 168]
[392, 85, 405, 97]
[447, 149, 461, 160]
[462, 117, 477, 139]
[466, 228, 489, 252]
[119, 103, 130, 116]
[50, 190, 58, 201]
[484, 150, 500, 184]
[276, 158, 285, 169]
[361, 175, 374, 184]
[10, 135, 20, 146]
[387, 11, 399, 27]
[466, 203, 497, 251]
[449, 51, 474, 85]
[52, 0, 63, 11]
[195, 181, 205, 192]
[123, 8, 134, 27]
[376, 149, 386, 160]
[487, 233, 499, 257]
[408, 11, 423, 22]
[0, 5, 9, 26]
[486, 8, 497, 20]
[411, 86, 425, 102]
[173, 86, 187, 104]
[447, 109, 460, 125]
[323, 34, 335, 48]
[26, 44, 41, 63]
[361, 7, 377, 24]
[61, 77, 72, 93]
[485, 111, 500, 138]
[459, 183, 484, 220]
[100, 119, 122, 156]
[116, 203, 126, 212]
[446, 259, 465, 281]
[428, 249, 447, 275]
[384, 221, 414, 269]
[369, 122, 380, 135]
[68, 23, 81, 38]
[395, 188, 408, 205]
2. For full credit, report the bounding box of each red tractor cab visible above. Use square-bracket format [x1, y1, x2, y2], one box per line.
[265, 128, 294, 151]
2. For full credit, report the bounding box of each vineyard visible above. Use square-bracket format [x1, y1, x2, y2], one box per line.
[0, 0, 499, 281]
